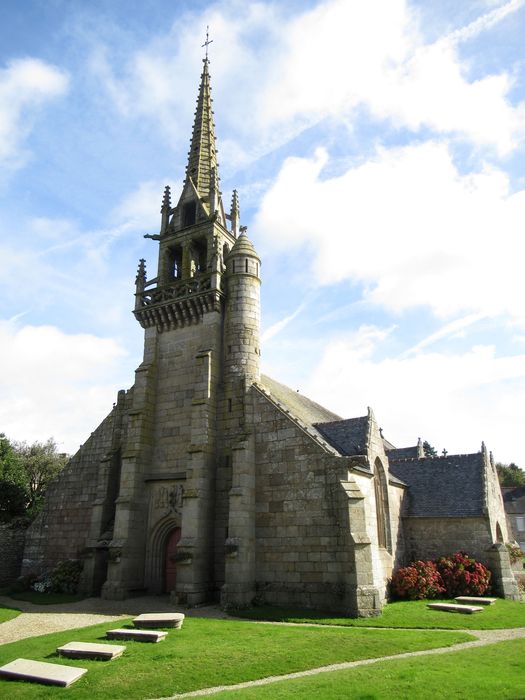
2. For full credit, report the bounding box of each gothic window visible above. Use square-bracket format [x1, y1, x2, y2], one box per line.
[182, 201, 196, 227]
[374, 458, 391, 552]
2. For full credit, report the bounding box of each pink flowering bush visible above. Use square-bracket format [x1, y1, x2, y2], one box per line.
[390, 560, 445, 600]
[436, 552, 491, 596]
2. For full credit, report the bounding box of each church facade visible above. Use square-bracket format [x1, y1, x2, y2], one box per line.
[22, 58, 517, 615]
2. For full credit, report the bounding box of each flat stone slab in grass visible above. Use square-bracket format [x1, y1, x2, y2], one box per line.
[133, 612, 185, 629]
[57, 642, 126, 660]
[106, 628, 167, 643]
[0, 658, 87, 687]
[455, 596, 497, 605]
[427, 603, 483, 614]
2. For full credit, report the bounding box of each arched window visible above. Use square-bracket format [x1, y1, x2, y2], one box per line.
[374, 458, 391, 552]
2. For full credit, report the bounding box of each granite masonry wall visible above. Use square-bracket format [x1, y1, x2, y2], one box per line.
[22, 406, 119, 576]
[0, 524, 26, 586]
[402, 516, 494, 565]
[252, 390, 353, 611]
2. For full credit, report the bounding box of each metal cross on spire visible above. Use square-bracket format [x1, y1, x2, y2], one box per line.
[202, 26, 213, 60]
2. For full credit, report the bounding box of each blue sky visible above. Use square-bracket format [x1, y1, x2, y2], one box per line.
[1, 0, 525, 466]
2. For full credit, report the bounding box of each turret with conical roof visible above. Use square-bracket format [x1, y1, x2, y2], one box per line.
[224, 228, 261, 383]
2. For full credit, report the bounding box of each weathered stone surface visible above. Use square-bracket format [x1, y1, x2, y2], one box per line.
[427, 603, 483, 614]
[57, 641, 126, 660]
[455, 596, 497, 605]
[106, 628, 167, 642]
[133, 612, 185, 629]
[0, 658, 87, 686]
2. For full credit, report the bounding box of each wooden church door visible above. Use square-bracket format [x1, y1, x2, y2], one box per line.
[165, 527, 181, 593]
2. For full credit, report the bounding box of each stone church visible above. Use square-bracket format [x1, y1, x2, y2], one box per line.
[22, 57, 517, 615]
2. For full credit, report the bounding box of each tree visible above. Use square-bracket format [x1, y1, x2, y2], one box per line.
[0, 433, 28, 521]
[423, 440, 438, 457]
[13, 439, 68, 514]
[496, 462, 525, 487]
[0, 435, 68, 522]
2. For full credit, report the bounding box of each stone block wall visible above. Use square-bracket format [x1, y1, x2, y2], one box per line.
[402, 516, 493, 565]
[0, 524, 26, 586]
[22, 406, 118, 575]
[252, 391, 351, 611]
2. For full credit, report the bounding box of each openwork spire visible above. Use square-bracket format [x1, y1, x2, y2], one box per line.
[185, 58, 220, 201]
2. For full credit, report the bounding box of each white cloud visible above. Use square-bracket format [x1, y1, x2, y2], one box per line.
[87, 0, 525, 165]
[255, 0, 525, 154]
[0, 58, 69, 169]
[303, 325, 525, 465]
[254, 140, 525, 323]
[0, 321, 128, 453]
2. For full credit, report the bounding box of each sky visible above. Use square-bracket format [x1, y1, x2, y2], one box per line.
[1, 0, 525, 466]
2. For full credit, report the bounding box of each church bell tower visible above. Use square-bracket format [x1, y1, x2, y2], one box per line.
[99, 52, 261, 603]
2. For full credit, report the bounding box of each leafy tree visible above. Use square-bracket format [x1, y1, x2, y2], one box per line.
[423, 440, 438, 457]
[0, 433, 28, 521]
[496, 462, 525, 487]
[13, 439, 68, 514]
[0, 435, 68, 522]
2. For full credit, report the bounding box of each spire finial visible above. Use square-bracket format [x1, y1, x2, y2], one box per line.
[202, 25, 213, 60]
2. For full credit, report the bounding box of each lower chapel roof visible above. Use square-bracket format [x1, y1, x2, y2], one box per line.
[388, 453, 487, 518]
[258, 377, 488, 514]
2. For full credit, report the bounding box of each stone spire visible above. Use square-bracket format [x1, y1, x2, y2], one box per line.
[185, 57, 220, 204]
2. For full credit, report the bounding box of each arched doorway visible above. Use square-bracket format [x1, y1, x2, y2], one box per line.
[165, 527, 181, 593]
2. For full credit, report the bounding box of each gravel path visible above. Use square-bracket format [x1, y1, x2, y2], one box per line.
[0, 595, 226, 645]
[1, 597, 524, 698]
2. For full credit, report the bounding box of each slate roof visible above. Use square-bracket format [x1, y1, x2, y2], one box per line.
[501, 486, 525, 514]
[314, 416, 369, 456]
[259, 375, 342, 427]
[388, 453, 485, 517]
[387, 446, 420, 459]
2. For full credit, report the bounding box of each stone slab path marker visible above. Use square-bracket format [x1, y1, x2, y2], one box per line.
[427, 603, 483, 614]
[133, 612, 185, 629]
[106, 628, 167, 643]
[0, 658, 87, 687]
[455, 596, 497, 605]
[57, 641, 126, 660]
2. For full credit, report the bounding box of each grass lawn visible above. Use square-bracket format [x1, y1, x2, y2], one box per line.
[232, 598, 525, 630]
[7, 592, 85, 606]
[216, 637, 525, 699]
[0, 606, 21, 624]
[0, 617, 471, 699]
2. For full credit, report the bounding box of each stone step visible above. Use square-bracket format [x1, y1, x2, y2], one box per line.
[106, 628, 167, 643]
[427, 603, 483, 614]
[57, 641, 126, 660]
[455, 596, 497, 605]
[133, 612, 185, 629]
[0, 658, 88, 687]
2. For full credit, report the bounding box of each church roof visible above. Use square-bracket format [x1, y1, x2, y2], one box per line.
[260, 375, 342, 428]
[314, 417, 369, 456]
[387, 446, 420, 459]
[388, 453, 486, 517]
[185, 58, 219, 200]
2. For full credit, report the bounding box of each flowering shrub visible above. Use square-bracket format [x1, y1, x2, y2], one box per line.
[390, 560, 445, 600]
[436, 552, 491, 597]
[30, 559, 83, 595]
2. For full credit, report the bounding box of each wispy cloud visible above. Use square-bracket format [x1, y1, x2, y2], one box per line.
[402, 313, 488, 357]
[0, 58, 69, 171]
